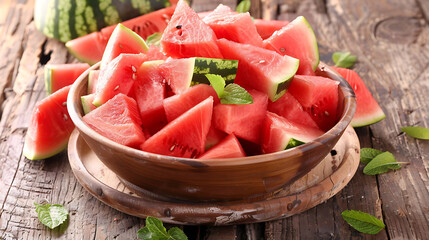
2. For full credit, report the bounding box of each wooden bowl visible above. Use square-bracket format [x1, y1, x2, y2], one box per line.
[67, 62, 356, 202]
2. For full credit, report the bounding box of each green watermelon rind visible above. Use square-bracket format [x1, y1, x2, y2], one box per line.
[23, 137, 69, 160]
[191, 57, 239, 85]
[44, 67, 53, 94]
[351, 109, 386, 128]
[81, 93, 96, 115]
[268, 55, 300, 101]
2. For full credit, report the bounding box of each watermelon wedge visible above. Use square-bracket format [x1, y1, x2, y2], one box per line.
[332, 67, 386, 127]
[205, 125, 227, 150]
[254, 19, 289, 39]
[23, 86, 74, 160]
[81, 93, 97, 114]
[44, 63, 90, 94]
[141, 97, 214, 158]
[199, 134, 246, 159]
[157, 58, 195, 94]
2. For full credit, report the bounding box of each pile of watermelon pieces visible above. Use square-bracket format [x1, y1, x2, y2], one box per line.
[23, 0, 385, 160]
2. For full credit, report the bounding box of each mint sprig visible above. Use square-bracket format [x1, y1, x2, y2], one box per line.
[360, 148, 383, 164]
[362, 151, 404, 175]
[34, 203, 69, 229]
[137, 216, 188, 240]
[401, 126, 429, 140]
[236, 0, 251, 13]
[342, 210, 385, 234]
[145, 33, 162, 47]
[205, 74, 253, 105]
[332, 51, 357, 68]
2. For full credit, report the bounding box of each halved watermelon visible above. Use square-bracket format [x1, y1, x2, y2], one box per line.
[332, 67, 386, 127]
[263, 16, 319, 75]
[213, 89, 268, 144]
[93, 53, 146, 107]
[261, 112, 324, 154]
[199, 134, 246, 159]
[66, 6, 175, 65]
[88, 70, 100, 94]
[254, 19, 289, 39]
[287, 75, 339, 131]
[141, 97, 213, 158]
[83, 93, 145, 148]
[23, 86, 74, 160]
[217, 38, 299, 101]
[202, 4, 263, 47]
[44, 63, 90, 94]
[161, 0, 223, 59]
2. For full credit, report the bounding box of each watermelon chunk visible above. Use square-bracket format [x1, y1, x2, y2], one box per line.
[288, 75, 339, 131]
[23, 86, 74, 160]
[203, 4, 263, 47]
[332, 67, 386, 127]
[141, 97, 214, 158]
[199, 134, 246, 159]
[161, 0, 223, 59]
[261, 112, 324, 154]
[44, 63, 90, 94]
[213, 89, 268, 144]
[88, 70, 100, 94]
[217, 39, 299, 101]
[254, 19, 289, 39]
[205, 125, 227, 150]
[157, 58, 195, 95]
[93, 53, 146, 107]
[83, 94, 145, 148]
[81, 93, 97, 114]
[263, 16, 319, 75]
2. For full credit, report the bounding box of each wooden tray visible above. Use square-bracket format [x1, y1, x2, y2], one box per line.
[68, 126, 360, 225]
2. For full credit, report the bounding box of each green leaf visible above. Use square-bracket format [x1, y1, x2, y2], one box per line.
[236, 0, 251, 13]
[332, 51, 357, 68]
[342, 210, 385, 234]
[360, 148, 383, 164]
[363, 152, 401, 175]
[137, 216, 188, 240]
[205, 74, 225, 98]
[221, 84, 253, 105]
[145, 33, 162, 47]
[285, 138, 305, 149]
[34, 203, 69, 229]
[401, 126, 429, 140]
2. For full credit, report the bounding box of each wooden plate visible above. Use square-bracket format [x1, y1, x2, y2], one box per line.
[68, 126, 360, 225]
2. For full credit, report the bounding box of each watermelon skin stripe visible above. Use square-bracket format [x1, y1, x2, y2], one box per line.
[99, 0, 122, 27]
[192, 58, 238, 85]
[42, 0, 59, 40]
[87, 0, 108, 31]
[111, 0, 141, 21]
[58, 0, 72, 42]
[67, 0, 78, 41]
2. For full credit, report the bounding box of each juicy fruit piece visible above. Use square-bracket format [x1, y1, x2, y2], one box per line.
[23, 86, 74, 160]
[268, 91, 319, 129]
[88, 70, 100, 94]
[288, 75, 339, 131]
[81, 93, 97, 114]
[157, 58, 195, 95]
[203, 4, 263, 47]
[44, 63, 90, 94]
[261, 112, 324, 153]
[164, 84, 219, 122]
[263, 16, 319, 75]
[161, 0, 223, 59]
[332, 67, 386, 127]
[199, 134, 246, 159]
[83, 94, 145, 148]
[213, 89, 268, 144]
[254, 19, 289, 39]
[217, 38, 299, 101]
[93, 53, 146, 107]
[205, 125, 227, 150]
[141, 97, 214, 158]
[100, 24, 148, 69]
[65, 6, 175, 65]
[145, 45, 168, 61]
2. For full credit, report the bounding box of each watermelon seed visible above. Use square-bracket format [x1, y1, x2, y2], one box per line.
[119, 44, 123, 49]
[176, 25, 182, 29]
[62, 102, 67, 107]
[280, 48, 286, 52]
[170, 145, 176, 152]
[114, 85, 119, 91]
[132, 66, 137, 73]
[259, 60, 266, 64]
[63, 114, 68, 121]
[325, 111, 330, 116]
[132, 74, 136, 80]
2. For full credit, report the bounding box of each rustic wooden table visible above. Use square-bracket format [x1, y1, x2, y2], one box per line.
[1, 0, 428, 239]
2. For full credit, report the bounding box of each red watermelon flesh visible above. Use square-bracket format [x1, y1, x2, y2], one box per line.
[146, 45, 168, 61]
[23, 86, 74, 160]
[268, 91, 319, 129]
[288, 75, 339, 131]
[332, 67, 385, 127]
[217, 38, 299, 101]
[132, 60, 167, 135]
[45, 63, 90, 94]
[203, 4, 263, 47]
[141, 97, 214, 158]
[88, 70, 100, 94]
[261, 112, 324, 154]
[199, 134, 246, 159]
[164, 84, 219, 122]
[205, 125, 227, 150]
[157, 57, 195, 95]
[93, 53, 146, 107]
[213, 89, 268, 144]
[83, 93, 145, 148]
[254, 19, 289, 39]
[161, 0, 223, 59]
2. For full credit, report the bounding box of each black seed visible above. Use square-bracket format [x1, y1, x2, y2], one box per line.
[176, 25, 182, 29]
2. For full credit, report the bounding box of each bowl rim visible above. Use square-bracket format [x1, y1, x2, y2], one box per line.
[67, 61, 356, 167]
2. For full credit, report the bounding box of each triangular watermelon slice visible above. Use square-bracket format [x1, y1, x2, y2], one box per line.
[199, 134, 246, 159]
[254, 19, 289, 40]
[44, 63, 90, 94]
[332, 67, 386, 127]
[141, 97, 214, 158]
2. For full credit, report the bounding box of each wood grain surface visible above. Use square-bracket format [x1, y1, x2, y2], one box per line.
[0, 0, 428, 239]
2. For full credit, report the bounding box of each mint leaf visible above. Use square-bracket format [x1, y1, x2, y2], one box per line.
[137, 216, 188, 240]
[332, 52, 357, 68]
[360, 148, 383, 164]
[401, 126, 429, 140]
[236, 0, 251, 13]
[363, 152, 401, 175]
[145, 33, 162, 47]
[34, 203, 69, 229]
[285, 138, 305, 149]
[205, 74, 225, 98]
[221, 84, 253, 105]
[342, 210, 385, 234]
